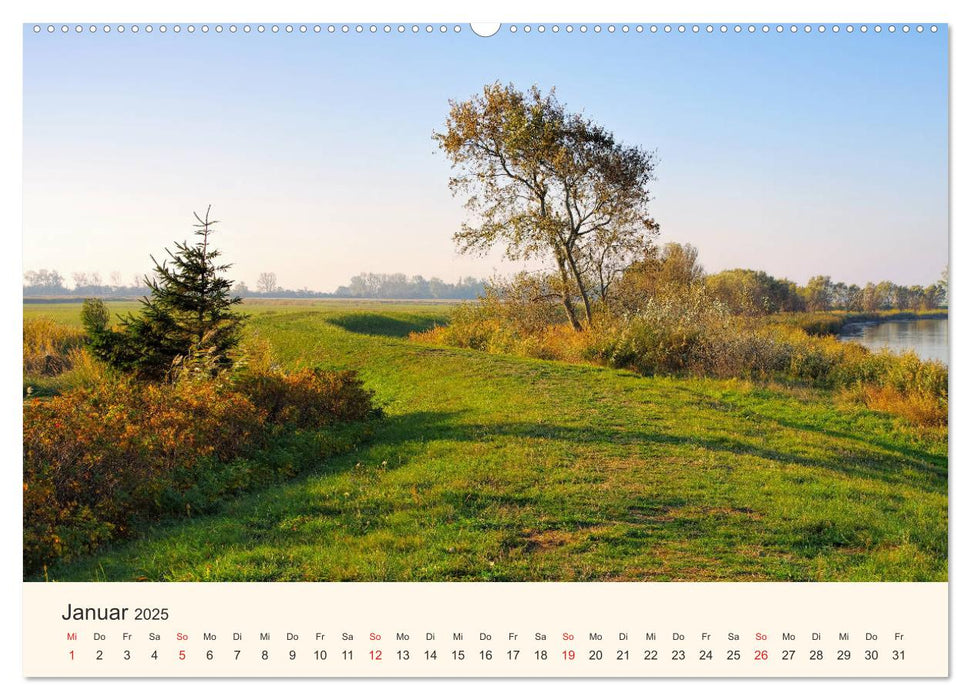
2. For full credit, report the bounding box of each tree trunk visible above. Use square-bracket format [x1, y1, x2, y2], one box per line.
[554, 253, 583, 331]
[563, 246, 593, 328]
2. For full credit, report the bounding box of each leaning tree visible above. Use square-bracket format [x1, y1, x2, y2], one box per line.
[435, 82, 659, 330]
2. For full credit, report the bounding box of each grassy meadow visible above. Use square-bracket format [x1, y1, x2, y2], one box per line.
[24, 300, 947, 582]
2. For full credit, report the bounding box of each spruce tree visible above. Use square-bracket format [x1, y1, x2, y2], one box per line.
[97, 207, 243, 379]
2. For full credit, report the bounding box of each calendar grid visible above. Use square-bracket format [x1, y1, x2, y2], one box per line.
[23, 582, 948, 677]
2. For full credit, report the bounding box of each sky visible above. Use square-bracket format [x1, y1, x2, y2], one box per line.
[22, 23, 948, 291]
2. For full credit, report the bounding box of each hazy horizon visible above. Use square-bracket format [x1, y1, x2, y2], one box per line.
[20, 234, 947, 293]
[23, 25, 948, 290]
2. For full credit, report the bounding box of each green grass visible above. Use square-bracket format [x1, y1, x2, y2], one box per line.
[29, 301, 947, 582]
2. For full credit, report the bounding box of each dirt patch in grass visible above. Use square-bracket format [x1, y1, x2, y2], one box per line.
[521, 526, 614, 553]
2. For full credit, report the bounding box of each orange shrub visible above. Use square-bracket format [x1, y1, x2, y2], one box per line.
[23, 316, 87, 376]
[23, 367, 378, 574]
[234, 368, 378, 428]
[842, 384, 948, 429]
[23, 377, 264, 572]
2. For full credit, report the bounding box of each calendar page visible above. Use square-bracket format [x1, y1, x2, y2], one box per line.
[20, 14, 950, 681]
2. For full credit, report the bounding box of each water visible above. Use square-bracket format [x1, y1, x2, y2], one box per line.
[838, 318, 949, 364]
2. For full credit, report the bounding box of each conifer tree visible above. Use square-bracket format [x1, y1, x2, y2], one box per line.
[94, 207, 243, 379]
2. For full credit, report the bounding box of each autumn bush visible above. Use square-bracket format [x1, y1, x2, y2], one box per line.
[414, 277, 588, 361]
[768, 312, 846, 336]
[23, 317, 108, 398]
[839, 349, 948, 427]
[23, 365, 378, 574]
[23, 316, 87, 376]
[234, 367, 379, 429]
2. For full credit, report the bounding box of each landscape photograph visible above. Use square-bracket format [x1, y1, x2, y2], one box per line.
[22, 24, 947, 582]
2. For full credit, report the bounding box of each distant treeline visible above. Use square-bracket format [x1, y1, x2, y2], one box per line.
[23, 261, 945, 311]
[705, 270, 947, 314]
[22, 270, 150, 297]
[23, 269, 487, 300]
[332, 273, 486, 299]
[609, 244, 947, 315]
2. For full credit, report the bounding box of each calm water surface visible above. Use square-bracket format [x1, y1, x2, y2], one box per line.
[838, 318, 948, 364]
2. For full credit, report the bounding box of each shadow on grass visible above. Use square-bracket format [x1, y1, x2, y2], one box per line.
[47, 405, 946, 580]
[70, 405, 950, 543]
[669, 385, 948, 485]
[327, 312, 447, 338]
[359, 407, 947, 491]
[467, 422, 945, 488]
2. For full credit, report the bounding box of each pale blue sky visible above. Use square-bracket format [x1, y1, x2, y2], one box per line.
[23, 24, 948, 290]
